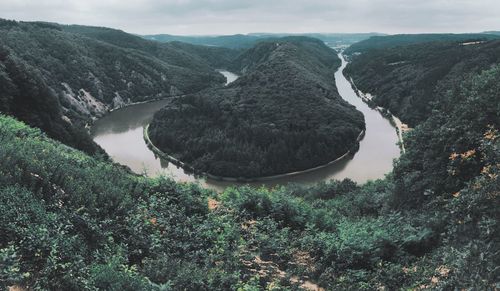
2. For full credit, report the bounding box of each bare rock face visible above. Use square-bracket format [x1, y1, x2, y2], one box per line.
[60, 83, 108, 118]
[112, 92, 127, 109]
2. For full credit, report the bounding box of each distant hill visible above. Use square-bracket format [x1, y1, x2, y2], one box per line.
[484, 31, 500, 35]
[149, 37, 365, 178]
[60, 24, 240, 72]
[142, 32, 384, 48]
[142, 34, 262, 49]
[165, 41, 240, 68]
[345, 33, 500, 55]
[0, 19, 235, 154]
[250, 32, 386, 47]
[344, 39, 500, 126]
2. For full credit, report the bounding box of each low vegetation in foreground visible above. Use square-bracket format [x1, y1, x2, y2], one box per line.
[1, 61, 498, 290]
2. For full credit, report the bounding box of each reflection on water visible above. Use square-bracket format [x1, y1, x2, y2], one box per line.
[91, 99, 198, 183]
[92, 65, 400, 192]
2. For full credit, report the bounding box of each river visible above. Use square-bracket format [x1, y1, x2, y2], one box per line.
[91, 60, 400, 192]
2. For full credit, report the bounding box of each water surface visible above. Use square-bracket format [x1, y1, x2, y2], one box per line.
[92, 64, 400, 192]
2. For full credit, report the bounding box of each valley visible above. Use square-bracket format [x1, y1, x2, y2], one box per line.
[148, 37, 366, 178]
[0, 18, 498, 291]
[0, 19, 234, 154]
[91, 55, 400, 191]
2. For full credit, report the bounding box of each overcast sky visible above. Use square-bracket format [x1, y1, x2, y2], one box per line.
[1, 0, 499, 35]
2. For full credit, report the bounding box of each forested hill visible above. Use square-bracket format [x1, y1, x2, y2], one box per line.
[59, 24, 240, 69]
[345, 33, 500, 55]
[142, 33, 384, 49]
[230, 36, 336, 74]
[0, 19, 234, 154]
[149, 37, 365, 178]
[142, 33, 262, 49]
[344, 39, 500, 126]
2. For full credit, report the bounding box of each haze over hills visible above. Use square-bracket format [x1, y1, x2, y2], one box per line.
[484, 31, 500, 35]
[345, 38, 500, 126]
[141, 34, 262, 49]
[149, 37, 365, 178]
[141, 32, 384, 49]
[345, 33, 500, 54]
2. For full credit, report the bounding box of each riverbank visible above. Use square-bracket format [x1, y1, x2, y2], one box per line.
[85, 95, 179, 133]
[87, 70, 237, 131]
[92, 60, 399, 189]
[345, 75, 408, 153]
[143, 123, 366, 183]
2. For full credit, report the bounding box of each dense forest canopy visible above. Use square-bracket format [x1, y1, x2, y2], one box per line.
[149, 37, 365, 178]
[59, 24, 240, 70]
[142, 33, 263, 49]
[345, 33, 500, 55]
[0, 19, 235, 154]
[344, 39, 500, 126]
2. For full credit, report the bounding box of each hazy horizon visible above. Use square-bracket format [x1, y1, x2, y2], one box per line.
[1, 0, 499, 36]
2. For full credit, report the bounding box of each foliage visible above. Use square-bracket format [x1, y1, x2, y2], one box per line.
[150, 37, 365, 177]
[345, 39, 500, 126]
[60, 24, 239, 70]
[0, 44, 103, 155]
[0, 18, 232, 155]
[392, 65, 500, 207]
[0, 115, 243, 289]
[0, 245, 24, 289]
[345, 33, 500, 55]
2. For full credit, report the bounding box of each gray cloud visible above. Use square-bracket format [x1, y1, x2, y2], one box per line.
[0, 0, 499, 35]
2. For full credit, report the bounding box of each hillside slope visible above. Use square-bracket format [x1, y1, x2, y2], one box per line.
[344, 39, 500, 126]
[149, 37, 365, 177]
[60, 25, 239, 69]
[0, 19, 232, 154]
[345, 33, 500, 55]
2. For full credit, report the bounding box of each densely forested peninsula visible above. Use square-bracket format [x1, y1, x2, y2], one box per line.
[345, 39, 500, 126]
[149, 37, 365, 178]
[0, 19, 237, 154]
